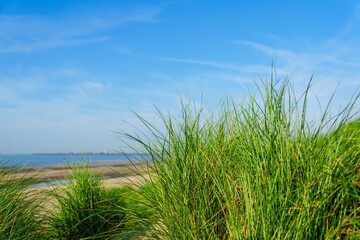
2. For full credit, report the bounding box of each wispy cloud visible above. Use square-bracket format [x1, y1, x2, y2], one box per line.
[0, 5, 162, 53]
[235, 40, 360, 69]
[0, 36, 111, 53]
[0, 62, 188, 153]
[341, 2, 360, 35]
[235, 38, 360, 72]
[234, 37, 360, 121]
[235, 40, 296, 59]
[161, 57, 245, 72]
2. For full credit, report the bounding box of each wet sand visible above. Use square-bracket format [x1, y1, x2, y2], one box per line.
[3, 160, 151, 190]
[5, 161, 152, 212]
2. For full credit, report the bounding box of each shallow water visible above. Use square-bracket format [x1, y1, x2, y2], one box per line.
[28, 179, 70, 188]
[0, 153, 149, 167]
[27, 173, 137, 188]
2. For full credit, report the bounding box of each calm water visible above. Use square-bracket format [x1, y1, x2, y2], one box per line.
[0, 153, 148, 167]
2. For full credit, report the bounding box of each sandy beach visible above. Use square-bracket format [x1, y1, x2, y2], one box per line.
[3, 160, 150, 191]
[1, 161, 151, 212]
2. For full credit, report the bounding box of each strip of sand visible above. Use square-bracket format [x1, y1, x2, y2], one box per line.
[2, 160, 151, 190]
[12, 161, 153, 212]
[34, 174, 151, 192]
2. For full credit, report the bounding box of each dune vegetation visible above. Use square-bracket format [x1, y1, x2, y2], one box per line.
[1, 77, 359, 239]
[0, 166, 44, 239]
[128, 78, 359, 239]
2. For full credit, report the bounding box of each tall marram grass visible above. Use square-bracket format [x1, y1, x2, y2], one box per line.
[47, 162, 127, 239]
[0, 164, 45, 239]
[126, 78, 360, 239]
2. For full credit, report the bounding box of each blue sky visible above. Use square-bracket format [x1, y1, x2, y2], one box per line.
[1, 0, 360, 153]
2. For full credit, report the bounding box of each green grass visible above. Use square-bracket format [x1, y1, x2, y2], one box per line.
[0, 159, 153, 239]
[0, 164, 45, 239]
[47, 162, 127, 239]
[1, 75, 359, 239]
[113, 185, 157, 239]
[125, 78, 360, 239]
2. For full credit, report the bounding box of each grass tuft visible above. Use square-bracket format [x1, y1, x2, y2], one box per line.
[125, 77, 360, 239]
[0, 163, 45, 239]
[47, 161, 127, 239]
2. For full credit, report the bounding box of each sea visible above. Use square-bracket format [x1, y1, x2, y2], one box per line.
[0, 153, 149, 167]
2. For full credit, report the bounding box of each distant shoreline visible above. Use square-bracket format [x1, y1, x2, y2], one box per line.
[2, 160, 149, 188]
[1, 153, 151, 168]
[31, 152, 147, 156]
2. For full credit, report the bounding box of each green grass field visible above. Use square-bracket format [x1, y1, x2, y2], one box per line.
[1, 77, 359, 239]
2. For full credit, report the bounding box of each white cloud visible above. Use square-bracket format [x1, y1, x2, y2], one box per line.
[0, 5, 162, 53]
[0, 63, 183, 153]
[161, 57, 245, 72]
[0, 36, 111, 53]
[233, 37, 360, 123]
[235, 39, 360, 70]
[83, 81, 104, 90]
[235, 40, 296, 59]
[341, 2, 360, 35]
